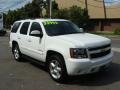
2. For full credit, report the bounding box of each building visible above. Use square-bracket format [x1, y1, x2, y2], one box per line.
[55, 0, 120, 31]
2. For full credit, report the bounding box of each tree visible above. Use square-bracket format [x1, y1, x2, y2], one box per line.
[4, 1, 89, 29]
[53, 6, 89, 28]
[4, 0, 43, 28]
[69, 6, 89, 28]
[53, 8, 69, 19]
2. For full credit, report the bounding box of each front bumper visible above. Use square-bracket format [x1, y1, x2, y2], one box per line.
[65, 52, 113, 75]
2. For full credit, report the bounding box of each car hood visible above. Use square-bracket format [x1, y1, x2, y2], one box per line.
[54, 33, 111, 48]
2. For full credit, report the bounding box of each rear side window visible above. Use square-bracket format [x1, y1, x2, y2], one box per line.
[20, 22, 30, 35]
[11, 22, 21, 33]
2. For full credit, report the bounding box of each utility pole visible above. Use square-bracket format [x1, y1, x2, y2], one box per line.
[85, 0, 88, 11]
[100, 0, 107, 31]
[49, 0, 52, 18]
[103, 0, 107, 19]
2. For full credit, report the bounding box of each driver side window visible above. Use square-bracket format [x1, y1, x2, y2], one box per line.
[29, 22, 43, 36]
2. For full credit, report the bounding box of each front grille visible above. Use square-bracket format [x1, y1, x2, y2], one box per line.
[90, 49, 111, 59]
[88, 44, 111, 59]
[88, 44, 111, 51]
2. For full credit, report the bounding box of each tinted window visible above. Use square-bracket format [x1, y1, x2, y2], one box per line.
[20, 22, 30, 35]
[29, 22, 42, 35]
[11, 22, 21, 33]
[42, 21, 83, 36]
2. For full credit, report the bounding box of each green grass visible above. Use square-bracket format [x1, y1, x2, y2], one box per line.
[91, 31, 120, 37]
[92, 31, 114, 35]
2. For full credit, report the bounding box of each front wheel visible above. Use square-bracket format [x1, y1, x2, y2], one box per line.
[48, 55, 67, 82]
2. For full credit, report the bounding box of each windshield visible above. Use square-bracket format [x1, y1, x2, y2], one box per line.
[42, 21, 83, 36]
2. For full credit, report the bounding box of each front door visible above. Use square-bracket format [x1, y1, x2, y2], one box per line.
[26, 22, 45, 61]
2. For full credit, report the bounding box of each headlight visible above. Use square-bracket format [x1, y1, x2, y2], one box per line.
[70, 48, 88, 58]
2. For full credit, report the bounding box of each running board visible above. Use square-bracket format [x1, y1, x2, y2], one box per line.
[21, 54, 46, 67]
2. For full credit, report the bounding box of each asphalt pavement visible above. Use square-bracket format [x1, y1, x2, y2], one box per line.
[0, 36, 120, 90]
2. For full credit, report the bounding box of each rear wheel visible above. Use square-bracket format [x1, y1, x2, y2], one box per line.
[13, 44, 22, 61]
[48, 55, 67, 82]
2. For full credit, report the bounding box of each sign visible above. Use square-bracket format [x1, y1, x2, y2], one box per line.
[43, 21, 58, 26]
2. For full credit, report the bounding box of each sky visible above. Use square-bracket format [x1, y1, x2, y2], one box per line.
[0, 0, 120, 12]
[105, 0, 120, 6]
[0, 0, 32, 12]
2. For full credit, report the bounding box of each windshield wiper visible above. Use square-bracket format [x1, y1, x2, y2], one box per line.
[67, 32, 83, 34]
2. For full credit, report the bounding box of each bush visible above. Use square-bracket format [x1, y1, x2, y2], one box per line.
[53, 8, 70, 19]
[69, 6, 89, 28]
[53, 6, 89, 29]
[114, 28, 120, 35]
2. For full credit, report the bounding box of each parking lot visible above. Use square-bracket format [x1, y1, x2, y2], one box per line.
[0, 36, 120, 90]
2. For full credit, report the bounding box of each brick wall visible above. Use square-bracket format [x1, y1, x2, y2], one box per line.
[88, 19, 120, 31]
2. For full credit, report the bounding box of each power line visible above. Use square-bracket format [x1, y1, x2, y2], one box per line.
[106, 6, 120, 9]
[94, 0, 113, 3]
[94, 0, 120, 3]
[94, 0, 120, 9]
[77, 0, 103, 8]
[77, 0, 120, 9]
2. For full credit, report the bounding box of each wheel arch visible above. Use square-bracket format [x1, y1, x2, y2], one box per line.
[45, 50, 67, 71]
[12, 41, 18, 53]
[46, 50, 65, 61]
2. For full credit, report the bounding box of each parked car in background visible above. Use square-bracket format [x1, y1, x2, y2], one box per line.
[0, 12, 6, 36]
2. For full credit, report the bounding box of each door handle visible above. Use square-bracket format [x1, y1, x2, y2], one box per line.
[28, 40, 32, 42]
[17, 37, 21, 39]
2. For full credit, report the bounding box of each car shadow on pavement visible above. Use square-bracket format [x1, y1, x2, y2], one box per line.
[20, 57, 120, 86]
[29, 61, 47, 72]
[20, 57, 47, 72]
[66, 63, 120, 86]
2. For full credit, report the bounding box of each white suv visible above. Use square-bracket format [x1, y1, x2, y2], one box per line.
[9, 19, 113, 82]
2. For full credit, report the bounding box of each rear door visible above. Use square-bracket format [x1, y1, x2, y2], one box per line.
[17, 21, 30, 55]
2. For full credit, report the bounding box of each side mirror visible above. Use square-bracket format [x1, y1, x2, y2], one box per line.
[80, 28, 84, 32]
[30, 30, 43, 37]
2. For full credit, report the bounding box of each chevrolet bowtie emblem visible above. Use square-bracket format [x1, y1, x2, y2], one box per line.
[101, 48, 107, 52]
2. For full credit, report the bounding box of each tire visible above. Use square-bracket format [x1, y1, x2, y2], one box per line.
[13, 44, 22, 61]
[48, 54, 67, 82]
